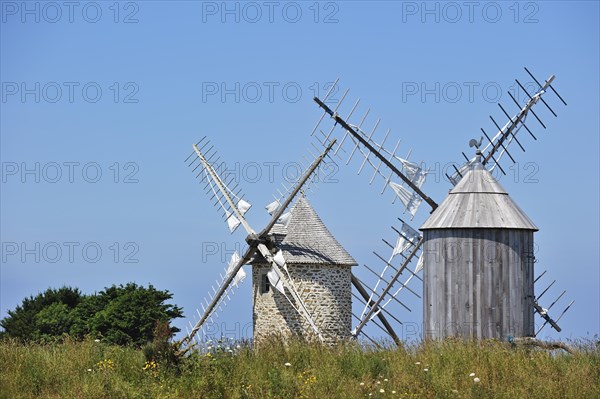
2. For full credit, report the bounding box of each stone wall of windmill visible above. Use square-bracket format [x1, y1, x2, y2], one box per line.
[251, 197, 357, 345]
[420, 157, 537, 340]
[252, 264, 352, 344]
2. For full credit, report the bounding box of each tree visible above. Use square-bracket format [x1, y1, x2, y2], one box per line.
[36, 302, 76, 337]
[1, 283, 183, 346]
[0, 286, 82, 341]
[80, 283, 184, 346]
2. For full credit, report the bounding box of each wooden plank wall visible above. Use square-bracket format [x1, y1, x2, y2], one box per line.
[423, 229, 534, 340]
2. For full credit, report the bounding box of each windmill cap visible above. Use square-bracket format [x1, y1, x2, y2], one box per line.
[420, 160, 538, 230]
[253, 196, 357, 266]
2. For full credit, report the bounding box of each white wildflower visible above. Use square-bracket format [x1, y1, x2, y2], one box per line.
[469, 372, 476, 377]
[424, 368, 429, 372]
[473, 377, 481, 383]
[380, 388, 385, 393]
[284, 362, 291, 367]
[359, 382, 365, 386]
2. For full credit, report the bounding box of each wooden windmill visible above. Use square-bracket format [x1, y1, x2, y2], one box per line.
[180, 137, 365, 348]
[309, 68, 572, 343]
[420, 154, 538, 339]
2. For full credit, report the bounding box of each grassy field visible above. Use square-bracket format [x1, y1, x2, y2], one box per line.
[0, 337, 598, 399]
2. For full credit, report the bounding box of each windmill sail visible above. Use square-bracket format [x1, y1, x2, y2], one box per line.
[391, 221, 420, 257]
[225, 251, 247, 287]
[186, 137, 253, 234]
[307, 82, 435, 343]
[448, 67, 567, 185]
[183, 245, 256, 346]
[389, 182, 423, 219]
[533, 270, 574, 336]
[353, 235, 423, 339]
[310, 89, 437, 213]
[354, 220, 424, 340]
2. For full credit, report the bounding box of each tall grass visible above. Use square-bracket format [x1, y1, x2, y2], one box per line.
[1, 337, 598, 398]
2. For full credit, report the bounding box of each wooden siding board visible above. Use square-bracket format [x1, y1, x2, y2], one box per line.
[485, 236, 493, 338]
[437, 234, 443, 338]
[502, 230, 511, 337]
[524, 232, 535, 335]
[452, 235, 459, 337]
[467, 235, 474, 338]
[508, 230, 517, 337]
[445, 237, 451, 336]
[423, 228, 534, 340]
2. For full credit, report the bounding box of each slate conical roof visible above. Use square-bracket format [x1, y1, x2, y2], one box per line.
[420, 160, 538, 230]
[254, 196, 357, 266]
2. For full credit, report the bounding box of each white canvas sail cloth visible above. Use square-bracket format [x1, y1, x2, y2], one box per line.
[227, 199, 252, 231]
[392, 222, 421, 257]
[389, 182, 423, 218]
[267, 251, 291, 293]
[225, 251, 247, 286]
[415, 253, 424, 274]
[273, 250, 289, 273]
[277, 211, 292, 226]
[225, 211, 241, 233]
[265, 200, 280, 215]
[399, 158, 427, 188]
[266, 200, 291, 226]
[237, 199, 252, 215]
[266, 268, 285, 294]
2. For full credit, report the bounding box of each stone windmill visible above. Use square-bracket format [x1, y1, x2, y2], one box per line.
[252, 196, 356, 344]
[180, 138, 361, 347]
[310, 68, 572, 343]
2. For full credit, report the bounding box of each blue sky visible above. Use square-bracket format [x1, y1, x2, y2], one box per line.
[1, 1, 598, 343]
